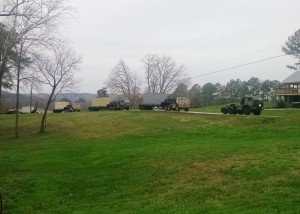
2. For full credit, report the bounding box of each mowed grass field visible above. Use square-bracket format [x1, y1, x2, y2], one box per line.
[0, 109, 300, 213]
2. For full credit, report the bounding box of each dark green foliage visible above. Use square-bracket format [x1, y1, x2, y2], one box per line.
[188, 84, 202, 107]
[97, 87, 109, 97]
[201, 82, 217, 106]
[191, 77, 280, 107]
[282, 29, 300, 70]
[171, 83, 188, 98]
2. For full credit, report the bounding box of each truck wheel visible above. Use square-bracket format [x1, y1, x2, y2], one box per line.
[254, 110, 261, 115]
[221, 107, 227, 114]
[243, 107, 250, 115]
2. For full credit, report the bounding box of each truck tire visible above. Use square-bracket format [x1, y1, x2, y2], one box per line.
[243, 107, 250, 115]
[221, 107, 228, 114]
[254, 110, 261, 115]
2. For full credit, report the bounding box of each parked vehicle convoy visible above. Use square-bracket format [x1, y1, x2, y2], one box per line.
[221, 96, 264, 115]
[88, 97, 129, 111]
[53, 102, 81, 113]
[139, 93, 168, 110]
[161, 97, 191, 112]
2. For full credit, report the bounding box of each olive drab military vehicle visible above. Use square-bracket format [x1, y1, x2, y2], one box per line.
[221, 96, 264, 115]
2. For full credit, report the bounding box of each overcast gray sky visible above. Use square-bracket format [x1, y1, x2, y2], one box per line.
[62, 0, 300, 93]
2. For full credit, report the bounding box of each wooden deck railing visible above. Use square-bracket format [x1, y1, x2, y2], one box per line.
[274, 88, 300, 95]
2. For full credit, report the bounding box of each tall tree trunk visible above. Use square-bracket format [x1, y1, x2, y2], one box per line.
[15, 66, 20, 138]
[15, 44, 22, 138]
[0, 58, 7, 106]
[40, 86, 56, 133]
[0, 79, 2, 106]
[30, 84, 32, 112]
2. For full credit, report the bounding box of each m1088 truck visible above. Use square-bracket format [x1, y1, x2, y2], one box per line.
[88, 97, 129, 111]
[221, 96, 264, 115]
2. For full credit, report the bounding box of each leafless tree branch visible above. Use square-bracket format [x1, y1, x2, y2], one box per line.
[141, 54, 186, 94]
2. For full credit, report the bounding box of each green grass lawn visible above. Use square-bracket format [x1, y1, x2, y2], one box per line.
[0, 110, 300, 213]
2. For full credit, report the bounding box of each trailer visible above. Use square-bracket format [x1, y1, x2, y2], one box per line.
[88, 98, 111, 111]
[139, 93, 168, 110]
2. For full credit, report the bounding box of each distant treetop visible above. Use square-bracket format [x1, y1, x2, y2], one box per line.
[97, 87, 109, 97]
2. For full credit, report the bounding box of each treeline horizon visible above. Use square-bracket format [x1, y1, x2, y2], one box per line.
[1, 76, 283, 109]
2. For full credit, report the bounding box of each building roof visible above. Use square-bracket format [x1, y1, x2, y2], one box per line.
[282, 71, 300, 84]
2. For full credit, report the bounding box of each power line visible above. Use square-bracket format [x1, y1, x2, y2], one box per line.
[185, 54, 288, 81]
[193, 43, 281, 71]
[195, 10, 300, 51]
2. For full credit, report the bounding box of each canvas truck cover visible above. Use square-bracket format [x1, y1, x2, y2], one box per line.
[176, 97, 191, 106]
[54, 101, 69, 110]
[92, 97, 111, 107]
[142, 93, 168, 105]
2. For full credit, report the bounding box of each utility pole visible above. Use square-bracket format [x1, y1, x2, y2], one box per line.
[30, 83, 32, 113]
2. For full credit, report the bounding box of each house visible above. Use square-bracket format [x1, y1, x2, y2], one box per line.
[274, 71, 300, 107]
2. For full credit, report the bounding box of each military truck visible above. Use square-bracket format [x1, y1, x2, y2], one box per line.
[221, 96, 264, 115]
[161, 97, 191, 112]
[53, 102, 81, 113]
[139, 93, 169, 110]
[88, 97, 130, 111]
[107, 100, 129, 110]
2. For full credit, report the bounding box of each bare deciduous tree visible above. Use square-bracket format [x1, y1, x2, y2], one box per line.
[0, 0, 27, 17]
[106, 60, 141, 108]
[33, 44, 81, 133]
[1, 0, 74, 137]
[141, 54, 187, 94]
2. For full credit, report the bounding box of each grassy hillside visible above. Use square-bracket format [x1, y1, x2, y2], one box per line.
[0, 110, 300, 213]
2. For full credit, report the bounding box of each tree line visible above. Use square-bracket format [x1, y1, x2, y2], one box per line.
[102, 66, 282, 108]
[104, 29, 300, 108]
[172, 78, 281, 107]
[103, 56, 282, 108]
